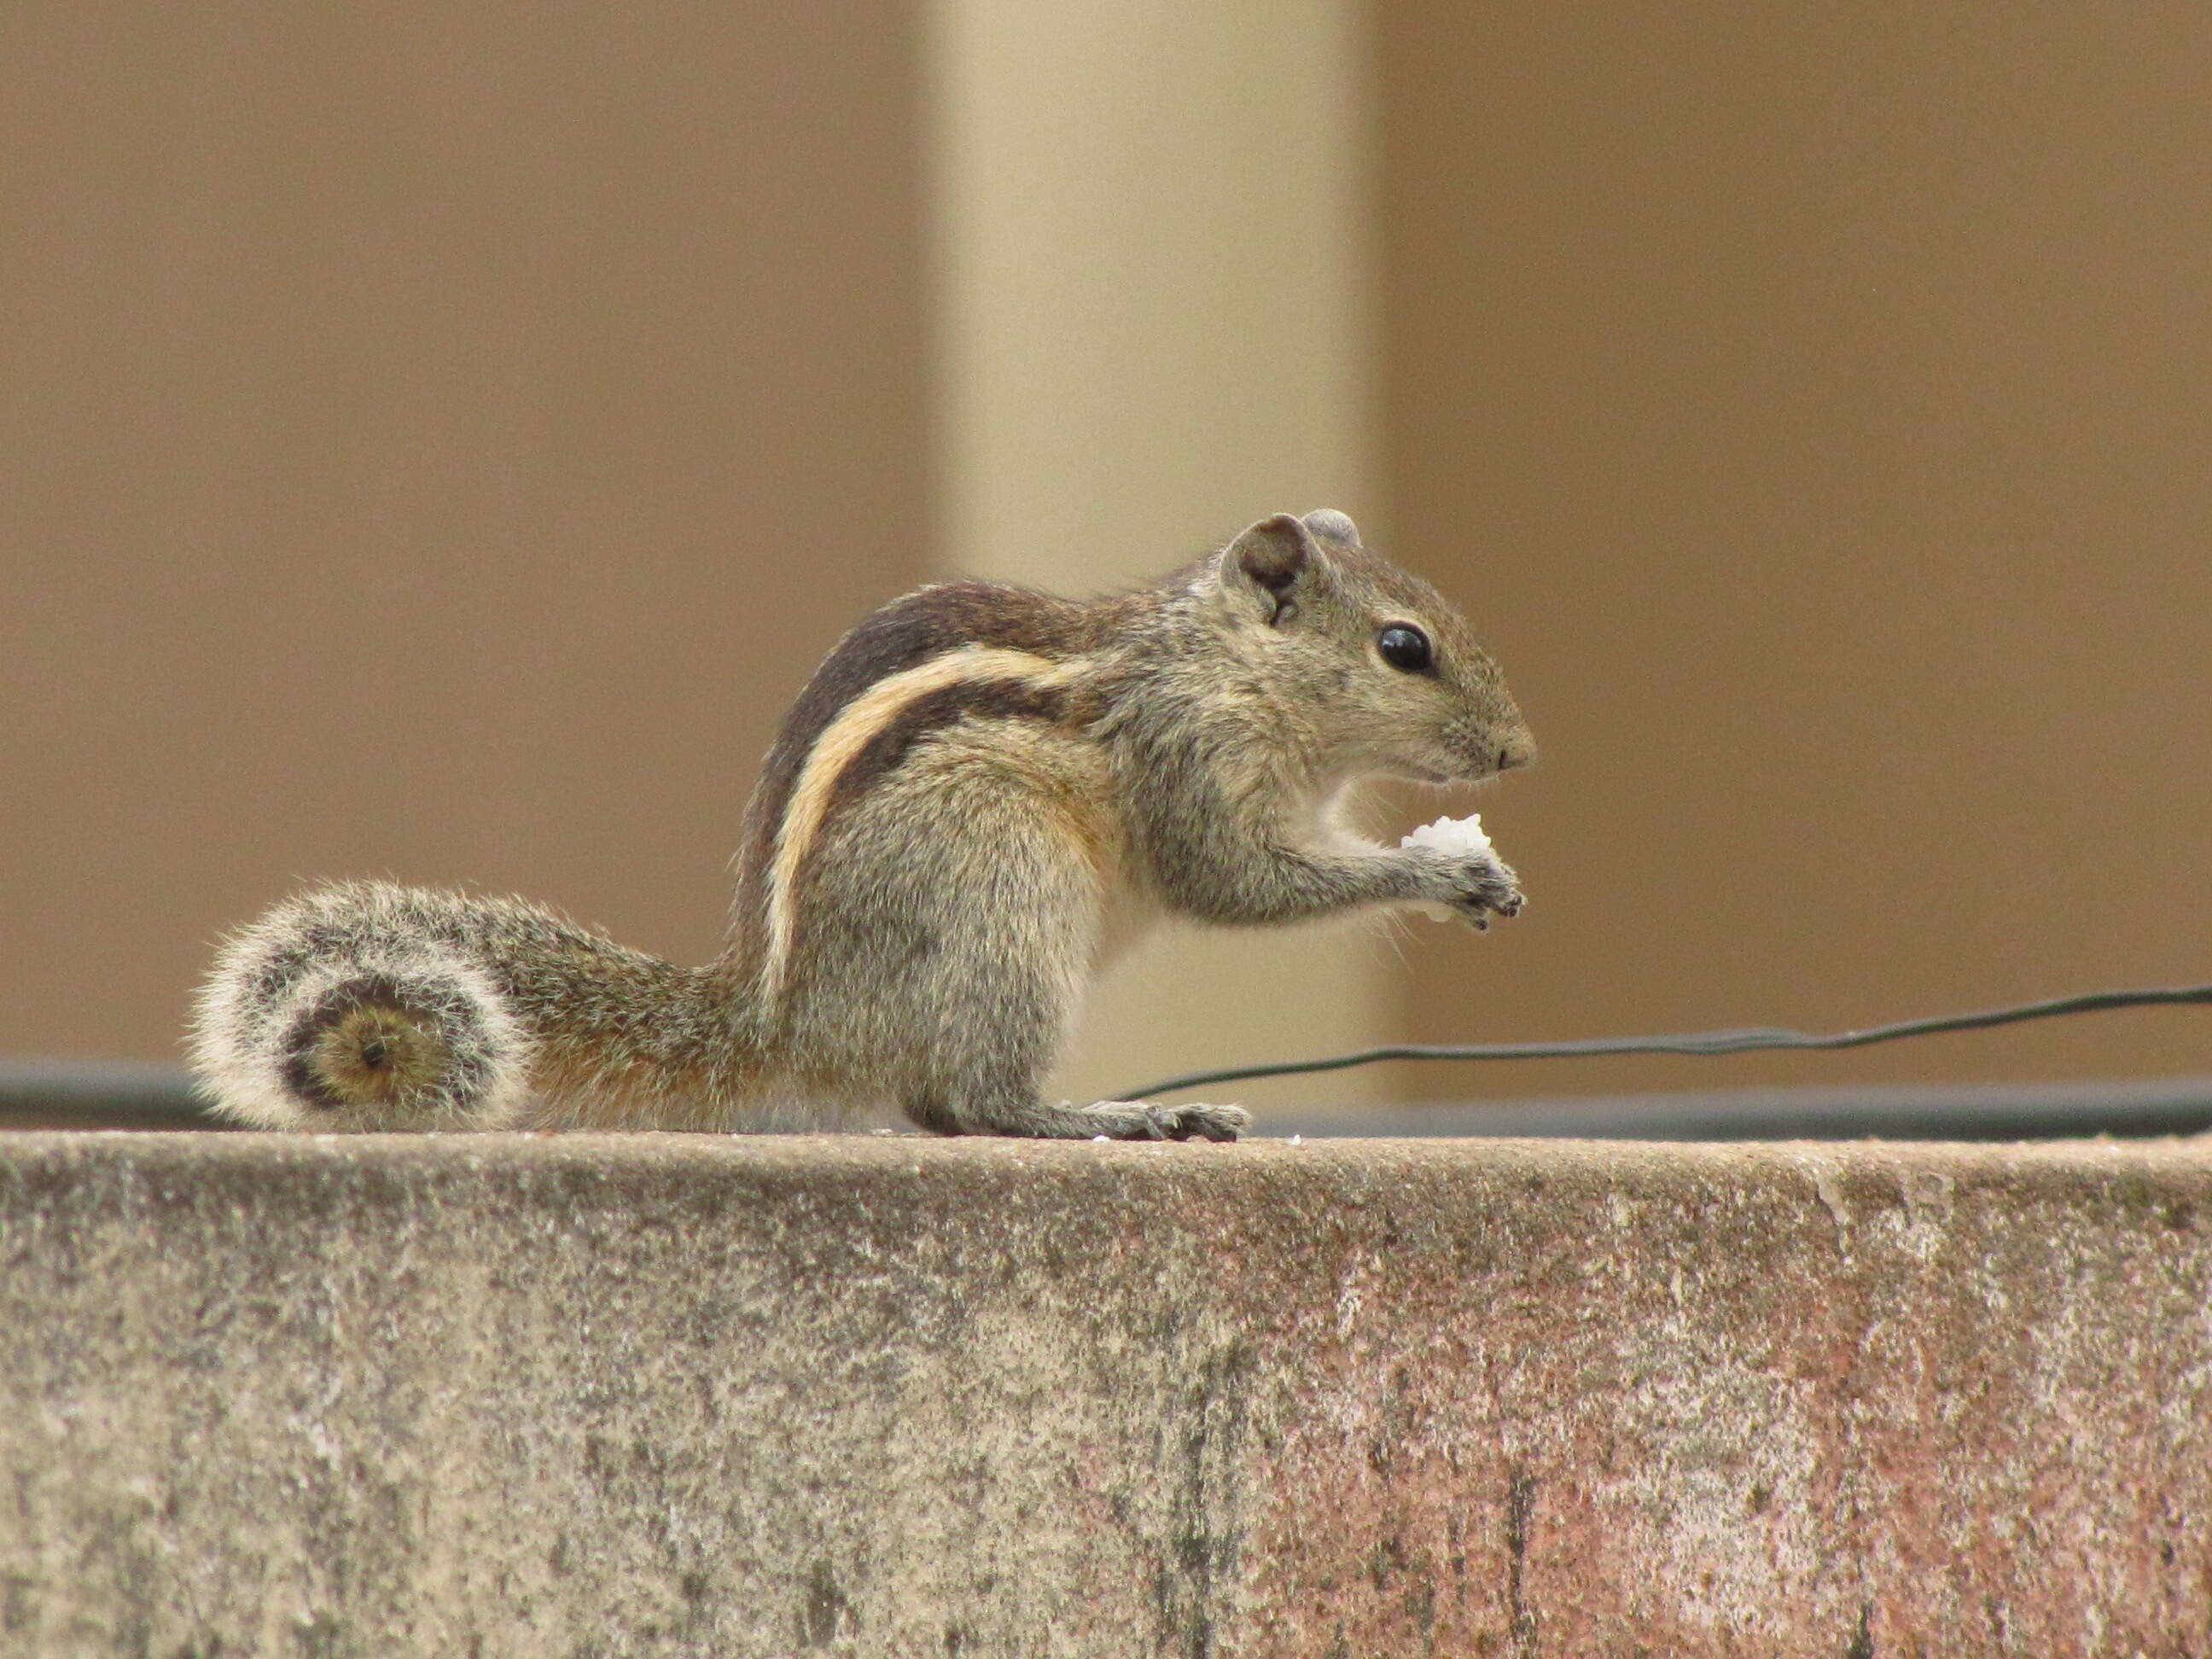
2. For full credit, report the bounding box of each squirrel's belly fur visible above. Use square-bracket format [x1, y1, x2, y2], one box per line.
[189, 510, 1533, 1140]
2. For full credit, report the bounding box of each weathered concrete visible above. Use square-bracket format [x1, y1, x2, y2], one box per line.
[3, 1131, 2209, 1657]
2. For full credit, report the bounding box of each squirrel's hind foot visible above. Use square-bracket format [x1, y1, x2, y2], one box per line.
[1042, 1099, 1253, 1142]
[1123, 1101, 1250, 1142]
[904, 1095, 1251, 1141]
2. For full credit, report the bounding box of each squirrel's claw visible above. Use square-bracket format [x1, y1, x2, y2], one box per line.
[1447, 858, 1524, 930]
[1105, 1101, 1250, 1142]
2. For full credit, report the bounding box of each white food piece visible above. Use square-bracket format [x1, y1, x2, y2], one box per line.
[1400, 813, 1500, 923]
[1400, 812, 1493, 859]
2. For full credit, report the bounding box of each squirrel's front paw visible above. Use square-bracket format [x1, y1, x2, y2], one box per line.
[1420, 852, 1525, 931]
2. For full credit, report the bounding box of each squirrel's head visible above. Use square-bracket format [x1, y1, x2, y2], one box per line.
[1207, 510, 1534, 787]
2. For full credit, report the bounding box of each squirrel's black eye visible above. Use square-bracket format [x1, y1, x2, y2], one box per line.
[1377, 624, 1433, 672]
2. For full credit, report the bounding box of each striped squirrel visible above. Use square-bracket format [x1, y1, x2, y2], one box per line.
[190, 510, 1534, 1140]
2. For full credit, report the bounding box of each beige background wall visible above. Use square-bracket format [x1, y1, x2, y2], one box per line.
[3, 2, 934, 1064]
[1377, 4, 2211, 1099]
[4, 4, 2205, 1108]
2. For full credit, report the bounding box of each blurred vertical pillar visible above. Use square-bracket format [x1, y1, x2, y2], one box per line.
[925, 0, 1386, 1107]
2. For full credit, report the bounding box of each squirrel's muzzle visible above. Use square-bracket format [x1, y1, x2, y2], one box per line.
[1495, 731, 1537, 773]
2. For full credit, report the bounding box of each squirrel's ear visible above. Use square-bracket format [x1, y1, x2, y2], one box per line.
[1301, 509, 1362, 549]
[1220, 513, 1323, 625]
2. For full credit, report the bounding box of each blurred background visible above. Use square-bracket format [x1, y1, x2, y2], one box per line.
[4, 2, 2206, 1116]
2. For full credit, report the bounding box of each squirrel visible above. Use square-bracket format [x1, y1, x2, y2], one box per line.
[189, 509, 1534, 1141]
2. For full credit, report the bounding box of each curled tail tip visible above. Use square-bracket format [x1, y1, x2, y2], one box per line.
[275, 973, 470, 1117]
[190, 927, 530, 1131]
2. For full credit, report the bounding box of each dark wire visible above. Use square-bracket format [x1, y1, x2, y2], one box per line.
[1120, 984, 2212, 1101]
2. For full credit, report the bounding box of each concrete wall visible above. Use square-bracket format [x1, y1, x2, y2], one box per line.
[6, 1131, 2209, 1655]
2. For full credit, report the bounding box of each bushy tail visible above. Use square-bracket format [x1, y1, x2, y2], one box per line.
[189, 882, 532, 1131]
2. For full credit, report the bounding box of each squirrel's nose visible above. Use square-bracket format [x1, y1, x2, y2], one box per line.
[1495, 733, 1536, 773]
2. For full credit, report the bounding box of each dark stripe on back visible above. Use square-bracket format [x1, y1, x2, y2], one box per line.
[825, 676, 1076, 816]
[729, 581, 1120, 958]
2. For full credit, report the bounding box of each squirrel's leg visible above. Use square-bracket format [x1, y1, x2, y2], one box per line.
[782, 738, 1249, 1142]
[905, 1009, 1249, 1144]
[1125, 740, 1522, 929]
[1167, 832, 1521, 929]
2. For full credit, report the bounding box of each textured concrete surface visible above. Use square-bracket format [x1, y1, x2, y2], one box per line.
[3, 1132, 2209, 1657]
